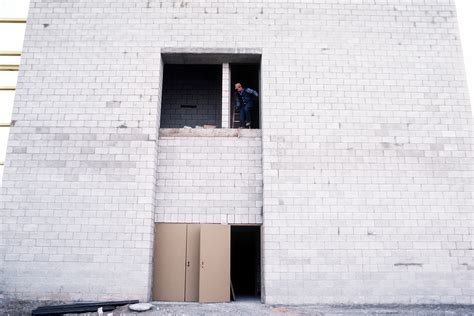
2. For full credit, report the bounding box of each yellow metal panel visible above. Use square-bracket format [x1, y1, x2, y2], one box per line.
[199, 224, 230, 303]
[0, 18, 27, 23]
[152, 223, 187, 301]
[185, 224, 201, 302]
[0, 65, 19, 71]
[0, 52, 22, 56]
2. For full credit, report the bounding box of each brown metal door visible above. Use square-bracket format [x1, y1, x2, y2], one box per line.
[198, 224, 230, 303]
[152, 223, 187, 301]
[185, 224, 201, 301]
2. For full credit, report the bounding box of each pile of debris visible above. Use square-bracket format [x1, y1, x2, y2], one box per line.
[183, 124, 216, 129]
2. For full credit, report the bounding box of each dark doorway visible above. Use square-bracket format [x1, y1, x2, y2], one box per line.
[230, 226, 261, 300]
[230, 64, 260, 129]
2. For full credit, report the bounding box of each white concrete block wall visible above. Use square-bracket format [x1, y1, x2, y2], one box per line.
[258, 1, 473, 304]
[156, 129, 263, 224]
[0, 0, 162, 301]
[221, 63, 230, 129]
[0, 0, 472, 305]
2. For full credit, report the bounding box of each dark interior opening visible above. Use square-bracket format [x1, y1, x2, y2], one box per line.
[231, 225, 261, 300]
[230, 64, 260, 129]
[160, 64, 222, 128]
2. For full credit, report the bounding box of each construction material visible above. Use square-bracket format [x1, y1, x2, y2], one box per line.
[31, 300, 139, 315]
[198, 224, 231, 303]
[185, 224, 201, 302]
[152, 223, 187, 301]
[129, 303, 153, 312]
[230, 280, 236, 301]
[153, 223, 230, 303]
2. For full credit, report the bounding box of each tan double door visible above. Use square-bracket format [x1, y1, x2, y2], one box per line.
[152, 224, 230, 303]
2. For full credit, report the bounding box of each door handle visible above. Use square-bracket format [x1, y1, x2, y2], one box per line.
[187, 261, 190, 267]
[201, 260, 204, 269]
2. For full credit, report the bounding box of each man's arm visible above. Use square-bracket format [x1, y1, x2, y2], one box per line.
[246, 88, 259, 97]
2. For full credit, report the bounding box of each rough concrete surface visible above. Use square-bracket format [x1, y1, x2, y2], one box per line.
[3, 299, 473, 316]
[113, 301, 474, 316]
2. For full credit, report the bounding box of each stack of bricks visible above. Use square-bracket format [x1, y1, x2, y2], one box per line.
[0, 0, 472, 305]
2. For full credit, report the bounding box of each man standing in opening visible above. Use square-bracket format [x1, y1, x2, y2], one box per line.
[235, 83, 259, 128]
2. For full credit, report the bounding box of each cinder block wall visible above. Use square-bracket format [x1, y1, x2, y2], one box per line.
[160, 65, 222, 128]
[156, 129, 262, 224]
[0, 0, 162, 301]
[1, 0, 472, 305]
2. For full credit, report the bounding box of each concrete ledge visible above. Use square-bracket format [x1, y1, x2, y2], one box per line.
[159, 128, 261, 138]
[161, 47, 263, 54]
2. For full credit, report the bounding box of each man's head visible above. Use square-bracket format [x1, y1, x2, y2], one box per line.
[234, 83, 243, 93]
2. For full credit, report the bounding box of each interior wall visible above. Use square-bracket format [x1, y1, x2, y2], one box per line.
[160, 64, 222, 128]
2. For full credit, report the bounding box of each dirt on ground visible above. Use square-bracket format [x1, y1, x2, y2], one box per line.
[112, 301, 473, 316]
[2, 298, 473, 316]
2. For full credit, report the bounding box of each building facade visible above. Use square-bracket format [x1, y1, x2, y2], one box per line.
[1, 0, 472, 305]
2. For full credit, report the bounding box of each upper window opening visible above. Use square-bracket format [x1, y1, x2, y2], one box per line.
[160, 64, 222, 128]
[159, 52, 261, 129]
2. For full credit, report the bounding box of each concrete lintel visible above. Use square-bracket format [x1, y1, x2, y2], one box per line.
[159, 128, 261, 138]
[161, 48, 262, 64]
[161, 47, 262, 55]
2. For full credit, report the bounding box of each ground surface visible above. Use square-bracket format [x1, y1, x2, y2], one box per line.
[2, 298, 473, 315]
[114, 301, 473, 316]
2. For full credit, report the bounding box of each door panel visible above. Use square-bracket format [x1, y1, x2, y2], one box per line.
[185, 224, 201, 301]
[152, 224, 187, 301]
[199, 224, 230, 303]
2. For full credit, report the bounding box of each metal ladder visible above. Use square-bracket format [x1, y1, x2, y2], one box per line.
[232, 106, 240, 128]
[231, 106, 251, 129]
